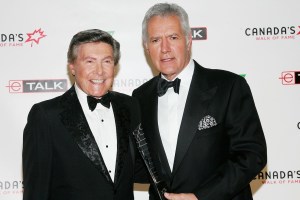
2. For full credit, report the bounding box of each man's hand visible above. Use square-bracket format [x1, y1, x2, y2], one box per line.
[164, 192, 198, 200]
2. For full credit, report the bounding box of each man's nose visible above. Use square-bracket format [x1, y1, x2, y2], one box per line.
[161, 39, 170, 53]
[96, 63, 103, 74]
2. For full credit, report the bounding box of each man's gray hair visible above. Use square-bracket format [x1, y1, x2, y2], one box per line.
[67, 29, 120, 65]
[142, 3, 191, 45]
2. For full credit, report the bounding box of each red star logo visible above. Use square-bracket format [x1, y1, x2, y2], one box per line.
[298, 26, 300, 35]
[25, 28, 47, 47]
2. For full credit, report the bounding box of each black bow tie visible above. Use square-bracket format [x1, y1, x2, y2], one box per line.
[157, 77, 181, 97]
[87, 93, 111, 111]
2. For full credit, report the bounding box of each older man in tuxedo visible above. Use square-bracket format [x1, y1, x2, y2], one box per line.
[23, 29, 145, 200]
[132, 3, 267, 200]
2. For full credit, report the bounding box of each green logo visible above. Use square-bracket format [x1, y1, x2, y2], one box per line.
[107, 31, 115, 36]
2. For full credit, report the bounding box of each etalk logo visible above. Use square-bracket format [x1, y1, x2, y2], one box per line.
[6, 79, 68, 93]
[279, 71, 300, 85]
[191, 27, 207, 40]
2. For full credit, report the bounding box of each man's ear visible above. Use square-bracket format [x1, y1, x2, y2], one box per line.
[144, 43, 150, 54]
[187, 33, 193, 51]
[68, 63, 75, 76]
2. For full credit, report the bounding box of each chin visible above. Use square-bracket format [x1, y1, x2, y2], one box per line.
[87, 90, 104, 97]
[161, 70, 176, 76]
[160, 66, 176, 72]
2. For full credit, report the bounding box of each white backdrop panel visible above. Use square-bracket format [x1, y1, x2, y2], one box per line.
[1, 0, 299, 199]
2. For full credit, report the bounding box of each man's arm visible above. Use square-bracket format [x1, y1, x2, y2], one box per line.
[23, 104, 52, 200]
[193, 76, 267, 200]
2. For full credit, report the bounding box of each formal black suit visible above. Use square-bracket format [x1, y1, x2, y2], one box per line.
[132, 60, 267, 200]
[23, 86, 144, 200]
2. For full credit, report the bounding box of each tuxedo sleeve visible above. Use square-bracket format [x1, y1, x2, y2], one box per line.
[194, 76, 267, 200]
[23, 104, 53, 200]
[130, 97, 150, 184]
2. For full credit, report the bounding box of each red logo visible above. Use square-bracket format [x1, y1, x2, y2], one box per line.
[25, 28, 47, 47]
[6, 80, 23, 93]
[279, 71, 300, 85]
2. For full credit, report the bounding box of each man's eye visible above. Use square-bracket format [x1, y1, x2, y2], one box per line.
[151, 39, 159, 43]
[170, 36, 178, 40]
[103, 59, 113, 64]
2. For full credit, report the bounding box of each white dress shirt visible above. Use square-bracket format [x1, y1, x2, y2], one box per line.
[158, 59, 194, 171]
[75, 84, 117, 181]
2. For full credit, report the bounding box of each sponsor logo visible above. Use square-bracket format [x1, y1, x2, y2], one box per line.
[191, 27, 207, 40]
[107, 31, 115, 36]
[25, 28, 47, 47]
[113, 75, 245, 93]
[113, 78, 149, 93]
[0, 28, 46, 48]
[253, 170, 300, 184]
[279, 71, 300, 85]
[0, 180, 23, 195]
[297, 122, 300, 130]
[6, 79, 68, 93]
[245, 26, 300, 40]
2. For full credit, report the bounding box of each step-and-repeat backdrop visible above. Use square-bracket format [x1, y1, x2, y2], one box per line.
[1, 0, 299, 199]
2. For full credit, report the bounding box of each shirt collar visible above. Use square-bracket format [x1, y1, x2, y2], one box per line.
[160, 59, 194, 89]
[74, 83, 90, 111]
[75, 83, 111, 111]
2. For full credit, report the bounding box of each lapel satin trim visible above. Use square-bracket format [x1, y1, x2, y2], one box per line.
[144, 77, 172, 178]
[110, 92, 131, 187]
[172, 62, 218, 175]
[59, 86, 113, 184]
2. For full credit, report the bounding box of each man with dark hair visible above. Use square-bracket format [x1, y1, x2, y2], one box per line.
[133, 3, 267, 200]
[23, 29, 145, 200]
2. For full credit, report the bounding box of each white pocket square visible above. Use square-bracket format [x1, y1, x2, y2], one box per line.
[198, 115, 217, 130]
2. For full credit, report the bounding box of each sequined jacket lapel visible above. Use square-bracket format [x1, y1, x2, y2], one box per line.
[59, 87, 132, 186]
[110, 91, 131, 186]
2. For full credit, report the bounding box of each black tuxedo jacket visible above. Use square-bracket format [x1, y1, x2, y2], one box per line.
[132, 61, 267, 200]
[23, 86, 144, 200]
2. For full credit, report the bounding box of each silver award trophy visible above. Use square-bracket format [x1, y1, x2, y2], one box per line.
[133, 124, 169, 200]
